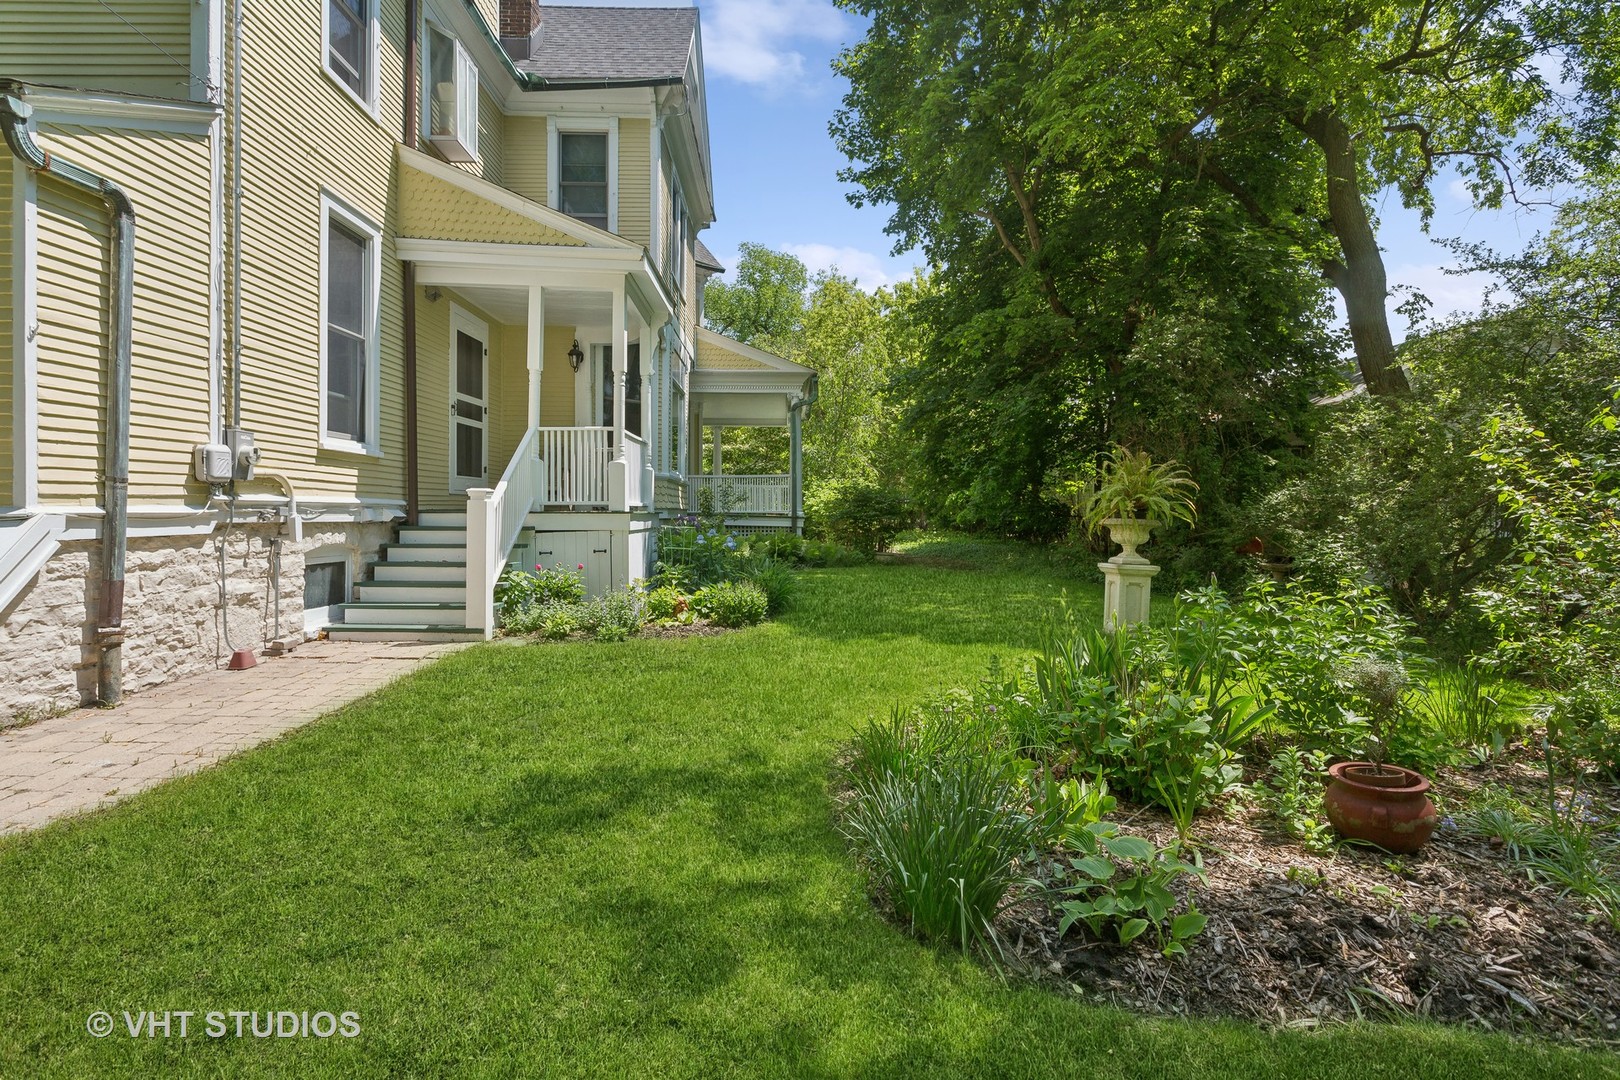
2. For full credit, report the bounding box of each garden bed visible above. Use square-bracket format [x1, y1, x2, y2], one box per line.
[994, 761, 1620, 1047]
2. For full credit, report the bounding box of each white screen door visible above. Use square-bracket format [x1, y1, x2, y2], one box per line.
[450, 308, 489, 493]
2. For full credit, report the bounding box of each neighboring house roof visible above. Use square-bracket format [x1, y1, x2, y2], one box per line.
[515, 6, 698, 83]
[695, 238, 725, 274]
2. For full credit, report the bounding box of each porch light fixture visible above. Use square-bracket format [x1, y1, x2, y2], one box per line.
[568, 339, 585, 373]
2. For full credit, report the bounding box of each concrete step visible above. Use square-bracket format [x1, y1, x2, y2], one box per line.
[378, 543, 467, 564]
[395, 526, 468, 545]
[325, 623, 485, 643]
[340, 601, 467, 626]
[355, 581, 467, 604]
[369, 561, 467, 583]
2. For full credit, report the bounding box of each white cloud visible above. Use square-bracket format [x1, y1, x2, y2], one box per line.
[700, 0, 849, 89]
[780, 243, 896, 291]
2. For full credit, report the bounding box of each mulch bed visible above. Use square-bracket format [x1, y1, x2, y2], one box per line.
[999, 764, 1620, 1047]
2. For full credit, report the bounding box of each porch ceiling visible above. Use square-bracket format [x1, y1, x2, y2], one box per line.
[451, 286, 621, 329]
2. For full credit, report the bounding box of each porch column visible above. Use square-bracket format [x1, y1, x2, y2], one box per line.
[642, 326, 657, 507]
[526, 286, 544, 432]
[711, 426, 723, 476]
[527, 285, 545, 508]
[608, 281, 630, 511]
[789, 406, 804, 535]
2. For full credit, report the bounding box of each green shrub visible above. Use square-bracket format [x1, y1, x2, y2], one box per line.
[538, 604, 579, 640]
[1052, 822, 1208, 956]
[748, 533, 806, 563]
[694, 581, 769, 628]
[841, 756, 1046, 954]
[575, 589, 646, 640]
[657, 524, 744, 586]
[644, 585, 693, 624]
[495, 563, 586, 627]
[808, 481, 914, 553]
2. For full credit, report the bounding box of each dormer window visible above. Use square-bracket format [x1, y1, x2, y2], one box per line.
[427, 24, 479, 163]
[558, 132, 609, 230]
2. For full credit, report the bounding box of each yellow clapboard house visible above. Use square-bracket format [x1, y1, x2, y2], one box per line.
[0, 0, 815, 717]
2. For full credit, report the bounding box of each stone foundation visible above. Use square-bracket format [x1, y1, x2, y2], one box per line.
[0, 518, 393, 725]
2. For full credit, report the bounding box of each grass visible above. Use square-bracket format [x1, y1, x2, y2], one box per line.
[1, 552, 1615, 1078]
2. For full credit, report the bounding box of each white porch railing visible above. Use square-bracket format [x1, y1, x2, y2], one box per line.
[466, 427, 542, 636]
[690, 474, 792, 515]
[623, 433, 648, 510]
[540, 426, 611, 507]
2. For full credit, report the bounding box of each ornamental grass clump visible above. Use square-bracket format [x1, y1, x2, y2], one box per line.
[840, 756, 1045, 956]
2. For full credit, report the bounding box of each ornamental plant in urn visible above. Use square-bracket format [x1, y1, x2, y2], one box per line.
[1322, 658, 1439, 854]
[1081, 446, 1199, 562]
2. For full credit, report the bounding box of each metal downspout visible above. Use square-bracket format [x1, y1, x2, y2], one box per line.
[0, 89, 136, 704]
[404, 0, 420, 525]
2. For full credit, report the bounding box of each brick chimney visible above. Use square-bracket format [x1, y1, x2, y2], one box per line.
[500, 0, 542, 61]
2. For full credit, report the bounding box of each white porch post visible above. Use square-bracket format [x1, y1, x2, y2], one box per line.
[711, 426, 723, 476]
[789, 406, 804, 536]
[526, 286, 543, 432]
[608, 281, 630, 511]
[465, 487, 496, 638]
[527, 285, 545, 507]
[640, 322, 656, 504]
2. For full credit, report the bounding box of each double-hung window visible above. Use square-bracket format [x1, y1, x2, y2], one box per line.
[427, 24, 479, 162]
[325, 0, 374, 108]
[558, 132, 610, 230]
[321, 195, 381, 453]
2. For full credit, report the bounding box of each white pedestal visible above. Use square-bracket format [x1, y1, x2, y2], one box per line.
[1099, 558, 1160, 629]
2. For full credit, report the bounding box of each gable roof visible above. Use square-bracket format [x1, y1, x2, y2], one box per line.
[695, 238, 725, 274]
[696, 327, 815, 375]
[514, 6, 697, 84]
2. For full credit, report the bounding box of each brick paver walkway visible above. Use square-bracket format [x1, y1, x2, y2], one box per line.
[0, 640, 466, 835]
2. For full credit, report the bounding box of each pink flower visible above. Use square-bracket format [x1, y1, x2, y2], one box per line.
[535, 564, 542, 571]
[577, 563, 585, 570]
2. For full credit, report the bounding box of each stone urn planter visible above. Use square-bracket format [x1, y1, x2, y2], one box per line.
[1101, 517, 1157, 564]
[1322, 762, 1438, 854]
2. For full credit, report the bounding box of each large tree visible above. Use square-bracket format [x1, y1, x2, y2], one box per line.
[834, 0, 1620, 395]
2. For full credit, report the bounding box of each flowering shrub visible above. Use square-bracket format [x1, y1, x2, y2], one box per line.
[657, 524, 743, 586]
[645, 585, 694, 624]
[496, 562, 586, 625]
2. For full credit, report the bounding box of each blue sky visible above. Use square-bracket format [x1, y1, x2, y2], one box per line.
[572, 0, 1568, 339]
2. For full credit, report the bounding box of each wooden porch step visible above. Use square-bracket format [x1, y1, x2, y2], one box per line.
[340, 601, 467, 626]
[370, 561, 467, 582]
[324, 623, 484, 643]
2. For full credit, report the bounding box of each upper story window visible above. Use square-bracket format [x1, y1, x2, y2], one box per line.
[427, 24, 479, 163]
[325, 0, 375, 110]
[321, 194, 382, 454]
[668, 181, 689, 298]
[559, 132, 609, 231]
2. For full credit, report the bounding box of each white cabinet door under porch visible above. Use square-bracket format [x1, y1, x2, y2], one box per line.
[532, 531, 613, 596]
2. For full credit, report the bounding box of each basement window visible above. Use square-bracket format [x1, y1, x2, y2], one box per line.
[303, 558, 350, 634]
[427, 24, 479, 163]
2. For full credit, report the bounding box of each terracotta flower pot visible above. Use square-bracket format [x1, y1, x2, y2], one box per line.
[1322, 762, 1438, 854]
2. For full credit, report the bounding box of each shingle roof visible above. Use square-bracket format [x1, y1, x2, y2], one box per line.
[694, 238, 725, 274]
[514, 6, 697, 84]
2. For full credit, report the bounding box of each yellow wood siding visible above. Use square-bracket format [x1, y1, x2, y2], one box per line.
[0, 157, 12, 509]
[504, 115, 548, 206]
[539, 326, 577, 426]
[471, 0, 499, 35]
[398, 161, 582, 245]
[231, 0, 408, 504]
[33, 124, 214, 505]
[0, 0, 194, 99]
[618, 117, 650, 248]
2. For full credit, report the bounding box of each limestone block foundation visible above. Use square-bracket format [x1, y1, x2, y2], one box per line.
[0, 519, 393, 725]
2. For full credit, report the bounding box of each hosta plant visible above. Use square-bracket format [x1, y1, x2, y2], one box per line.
[1053, 821, 1209, 957]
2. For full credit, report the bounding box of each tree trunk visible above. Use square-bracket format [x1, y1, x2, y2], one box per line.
[1298, 111, 1410, 395]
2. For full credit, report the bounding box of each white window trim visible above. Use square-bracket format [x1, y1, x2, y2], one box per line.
[318, 191, 383, 456]
[322, 0, 379, 117]
[422, 18, 480, 163]
[447, 304, 490, 493]
[547, 116, 619, 235]
[302, 549, 352, 635]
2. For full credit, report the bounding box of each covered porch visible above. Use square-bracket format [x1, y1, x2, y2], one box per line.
[689, 327, 818, 533]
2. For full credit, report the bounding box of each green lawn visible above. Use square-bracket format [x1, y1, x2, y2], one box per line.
[1, 555, 1615, 1078]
